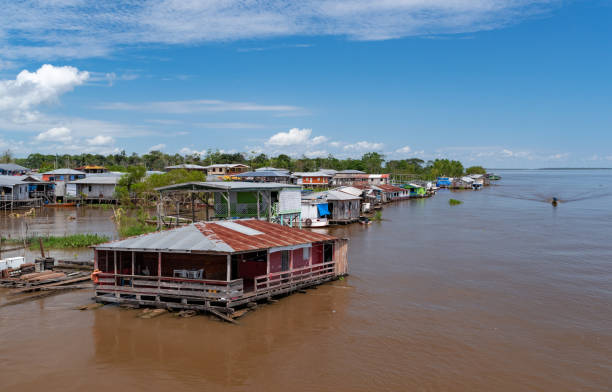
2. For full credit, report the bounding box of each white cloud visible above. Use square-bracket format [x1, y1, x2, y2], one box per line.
[149, 143, 166, 151]
[267, 128, 312, 146]
[305, 150, 328, 158]
[396, 145, 411, 153]
[96, 99, 300, 114]
[547, 153, 569, 160]
[0, 1, 560, 61]
[35, 126, 72, 143]
[0, 64, 89, 122]
[344, 141, 384, 151]
[87, 135, 114, 146]
[310, 135, 329, 145]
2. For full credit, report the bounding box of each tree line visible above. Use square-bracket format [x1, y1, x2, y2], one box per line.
[5, 149, 485, 179]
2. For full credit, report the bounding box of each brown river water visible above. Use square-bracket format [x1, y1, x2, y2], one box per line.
[1, 170, 611, 391]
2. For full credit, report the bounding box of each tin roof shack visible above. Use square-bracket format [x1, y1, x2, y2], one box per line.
[42, 168, 86, 201]
[93, 219, 348, 318]
[67, 174, 123, 202]
[156, 181, 302, 227]
[377, 184, 408, 202]
[203, 164, 250, 180]
[350, 184, 382, 209]
[331, 171, 369, 187]
[451, 176, 475, 190]
[469, 174, 488, 187]
[293, 171, 332, 189]
[303, 190, 361, 224]
[0, 163, 30, 176]
[235, 170, 293, 184]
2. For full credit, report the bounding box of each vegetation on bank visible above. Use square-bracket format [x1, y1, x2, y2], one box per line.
[1, 234, 109, 249]
[5, 149, 486, 181]
[112, 206, 158, 237]
[449, 199, 463, 206]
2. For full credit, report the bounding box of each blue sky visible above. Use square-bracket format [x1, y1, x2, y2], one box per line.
[0, 0, 610, 168]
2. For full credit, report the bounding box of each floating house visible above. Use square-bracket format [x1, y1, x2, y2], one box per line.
[377, 184, 409, 201]
[0, 163, 30, 176]
[92, 219, 348, 315]
[302, 189, 361, 224]
[300, 199, 330, 227]
[156, 181, 302, 226]
[0, 175, 51, 209]
[436, 177, 452, 188]
[402, 183, 427, 198]
[67, 174, 123, 202]
[331, 170, 368, 187]
[293, 171, 332, 188]
[451, 176, 475, 189]
[235, 170, 293, 184]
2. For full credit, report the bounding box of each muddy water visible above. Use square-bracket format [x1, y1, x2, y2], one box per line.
[1, 170, 612, 391]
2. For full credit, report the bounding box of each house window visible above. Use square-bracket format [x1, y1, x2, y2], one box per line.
[281, 250, 290, 271]
[88, 186, 92, 192]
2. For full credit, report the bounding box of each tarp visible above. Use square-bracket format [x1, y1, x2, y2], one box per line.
[317, 203, 331, 217]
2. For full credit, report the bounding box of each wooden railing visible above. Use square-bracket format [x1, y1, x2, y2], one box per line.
[254, 261, 336, 294]
[96, 273, 244, 300]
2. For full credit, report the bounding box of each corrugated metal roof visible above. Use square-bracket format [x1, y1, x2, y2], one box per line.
[292, 171, 333, 177]
[156, 181, 300, 192]
[0, 163, 29, 171]
[165, 164, 207, 170]
[42, 168, 86, 175]
[236, 171, 291, 177]
[69, 176, 123, 184]
[336, 186, 363, 197]
[0, 175, 41, 186]
[202, 164, 248, 169]
[302, 189, 361, 201]
[95, 219, 335, 253]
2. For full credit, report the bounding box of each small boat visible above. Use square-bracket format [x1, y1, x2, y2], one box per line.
[551, 197, 558, 207]
[359, 217, 371, 225]
[45, 202, 77, 208]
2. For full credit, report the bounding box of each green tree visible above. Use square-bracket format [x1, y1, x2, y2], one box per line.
[466, 166, 486, 175]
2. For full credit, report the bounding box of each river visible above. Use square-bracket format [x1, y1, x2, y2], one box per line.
[1, 169, 611, 391]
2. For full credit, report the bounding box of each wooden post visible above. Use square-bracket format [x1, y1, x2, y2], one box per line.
[157, 252, 162, 277]
[256, 191, 260, 219]
[205, 192, 210, 221]
[267, 191, 272, 221]
[38, 237, 45, 258]
[227, 191, 231, 218]
[131, 251, 135, 287]
[175, 201, 180, 227]
[93, 250, 98, 270]
[191, 192, 195, 223]
[226, 254, 231, 282]
[266, 250, 271, 290]
[114, 251, 117, 289]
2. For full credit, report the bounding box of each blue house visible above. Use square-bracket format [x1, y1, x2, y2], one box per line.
[436, 177, 452, 188]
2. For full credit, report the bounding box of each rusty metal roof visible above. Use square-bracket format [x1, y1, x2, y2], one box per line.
[94, 219, 336, 254]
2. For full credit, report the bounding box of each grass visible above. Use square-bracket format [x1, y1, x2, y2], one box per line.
[29, 234, 110, 249]
[449, 198, 463, 206]
[371, 211, 383, 221]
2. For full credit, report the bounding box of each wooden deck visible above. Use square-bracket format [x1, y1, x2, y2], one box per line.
[95, 260, 338, 312]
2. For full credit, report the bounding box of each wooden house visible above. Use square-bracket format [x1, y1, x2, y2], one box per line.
[293, 171, 332, 188]
[41, 168, 86, 202]
[203, 164, 249, 179]
[67, 174, 123, 202]
[235, 170, 293, 184]
[92, 219, 348, 316]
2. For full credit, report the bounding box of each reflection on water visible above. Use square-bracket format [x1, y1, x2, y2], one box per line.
[1, 170, 612, 392]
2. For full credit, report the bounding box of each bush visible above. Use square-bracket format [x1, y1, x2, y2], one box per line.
[449, 199, 463, 206]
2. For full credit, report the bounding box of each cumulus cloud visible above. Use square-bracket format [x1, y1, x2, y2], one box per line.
[87, 135, 114, 146]
[0, 1, 560, 61]
[97, 99, 300, 114]
[267, 128, 313, 146]
[35, 126, 72, 143]
[149, 143, 166, 151]
[396, 145, 411, 153]
[0, 64, 89, 122]
[310, 135, 329, 145]
[344, 141, 384, 151]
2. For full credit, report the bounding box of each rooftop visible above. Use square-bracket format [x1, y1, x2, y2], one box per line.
[202, 163, 249, 169]
[292, 171, 333, 177]
[302, 189, 361, 201]
[156, 181, 300, 193]
[235, 170, 292, 178]
[94, 219, 336, 253]
[165, 164, 208, 170]
[0, 163, 29, 172]
[69, 176, 123, 184]
[42, 168, 86, 175]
